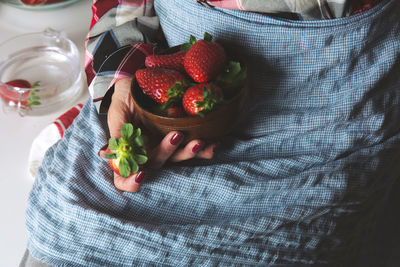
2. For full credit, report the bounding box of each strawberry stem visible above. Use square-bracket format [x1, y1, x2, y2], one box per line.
[215, 61, 247, 98]
[161, 80, 190, 110]
[196, 84, 222, 117]
[181, 35, 197, 51]
[31, 81, 40, 88]
[181, 32, 214, 51]
[107, 123, 148, 177]
[203, 32, 212, 42]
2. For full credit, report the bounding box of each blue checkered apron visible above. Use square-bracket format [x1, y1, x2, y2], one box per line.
[26, 0, 400, 266]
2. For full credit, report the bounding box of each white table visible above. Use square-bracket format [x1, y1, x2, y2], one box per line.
[0, 1, 91, 266]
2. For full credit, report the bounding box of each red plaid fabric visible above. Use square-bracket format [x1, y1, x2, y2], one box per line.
[54, 104, 84, 138]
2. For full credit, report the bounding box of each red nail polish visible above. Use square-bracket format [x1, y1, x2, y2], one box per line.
[192, 143, 202, 153]
[98, 144, 108, 157]
[135, 171, 144, 184]
[170, 133, 183, 145]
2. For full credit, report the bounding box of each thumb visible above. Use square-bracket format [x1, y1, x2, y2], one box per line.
[108, 77, 135, 138]
[107, 101, 132, 138]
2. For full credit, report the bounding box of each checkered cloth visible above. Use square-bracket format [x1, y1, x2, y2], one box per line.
[26, 0, 400, 266]
[84, 0, 382, 113]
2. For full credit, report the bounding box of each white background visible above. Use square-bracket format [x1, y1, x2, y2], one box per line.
[0, 1, 91, 266]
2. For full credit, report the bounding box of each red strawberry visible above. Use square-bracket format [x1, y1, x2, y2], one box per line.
[20, 0, 47, 5]
[145, 50, 186, 72]
[5, 79, 31, 88]
[104, 123, 148, 178]
[183, 33, 227, 83]
[182, 83, 222, 117]
[151, 104, 186, 117]
[165, 106, 186, 118]
[0, 79, 41, 108]
[108, 155, 122, 175]
[20, 0, 65, 5]
[135, 68, 186, 104]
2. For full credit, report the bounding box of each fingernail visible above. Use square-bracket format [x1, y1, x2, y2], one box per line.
[98, 144, 108, 157]
[192, 143, 203, 153]
[135, 171, 145, 184]
[170, 133, 183, 145]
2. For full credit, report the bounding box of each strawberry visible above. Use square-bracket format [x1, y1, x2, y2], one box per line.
[151, 104, 186, 117]
[0, 79, 41, 108]
[183, 32, 227, 83]
[20, 0, 46, 4]
[104, 123, 148, 178]
[20, 0, 65, 5]
[145, 50, 186, 72]
[5, 79, 31, 88]
[182, 83, 223, 117]
[165, 106, 186, 117]
[135, 68, 187, 105]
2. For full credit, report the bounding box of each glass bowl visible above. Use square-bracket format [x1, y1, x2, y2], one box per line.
[2, 0, 83, 10]
[0, 28, 83, 116]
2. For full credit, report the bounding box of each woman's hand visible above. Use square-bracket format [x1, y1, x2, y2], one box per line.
[99, 77, 218, 192]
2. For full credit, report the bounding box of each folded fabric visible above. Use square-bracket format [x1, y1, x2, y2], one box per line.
[28, 103, 83, 179]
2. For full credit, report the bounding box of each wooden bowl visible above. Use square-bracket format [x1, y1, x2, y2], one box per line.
[131, 46, 247, 143]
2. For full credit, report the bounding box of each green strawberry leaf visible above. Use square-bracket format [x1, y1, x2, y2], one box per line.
[216, 61, 247, 98]
[162, 80, 189, 110]
[181, 43, 191, 52]
[217, 61, 245, 83]
[127, 156, 139, 174]
[203, 87, 210, 98]
[203, 32, 212, 42]
[134, 136, 144, 147]
[195, 84, 222, 116]
[119, 158, 131, 178]
[108, 138, 118, 150]
[29, 101, 41, 106]
[27, 89, 41, 106]
[134, 128, 141, 138]
[181, 35, 197, 51]
[131, 162, 139, 174]
[105, 153, 117, 159]
[224, 61, 241, 79]
[161, 99, 178, 110]
[31, 81, 40, 88]
[134, 147, 147, 156]
[134, 154, 148, 165]
[121, 123, 134, 139]
[197, 111, 206, 118]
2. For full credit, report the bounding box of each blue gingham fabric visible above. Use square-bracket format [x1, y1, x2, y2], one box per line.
[26, 0, 400, 266]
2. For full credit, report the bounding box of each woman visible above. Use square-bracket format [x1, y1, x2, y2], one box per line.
[21, 0, 400, 266]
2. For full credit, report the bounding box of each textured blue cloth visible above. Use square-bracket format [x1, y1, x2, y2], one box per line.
[26, 0, 400, 266]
